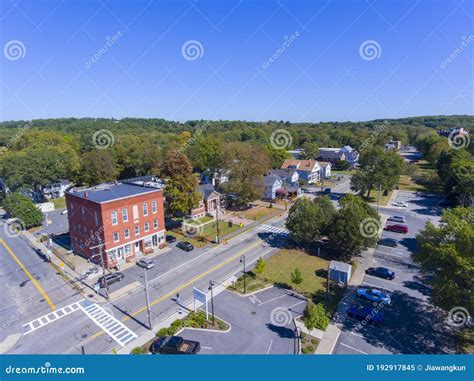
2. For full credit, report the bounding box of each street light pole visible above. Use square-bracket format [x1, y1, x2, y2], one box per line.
[240, 255, 246, 294]
[377, 183, 382, 213]
[143, 267, 152, 330]
[208, 280, 215, 326]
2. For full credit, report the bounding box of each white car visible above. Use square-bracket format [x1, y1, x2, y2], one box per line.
[61, 209, 68, 215]
[388, 215, 406, 223]
[393, 201, 407, 207]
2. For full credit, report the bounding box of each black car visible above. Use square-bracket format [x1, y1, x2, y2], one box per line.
[378, 238, 398, 248]
[176, 241, 194, 252]
[166, 235, 177, 243]
[98, 272, 124, 287]
[150, 336, 200, 355]
[365, 267, 395, 280]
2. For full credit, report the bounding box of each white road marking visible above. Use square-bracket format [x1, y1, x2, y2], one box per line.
[23, 300, 84, 335]
[364, 274, 398, 286]
[339, 342, 367, 354]
[257, 224, 289, 235]
[78, 300, 137, 347]
[201, 346, 212, 350]
[266, 339, 273, 354]
[257, 294, 286, 306]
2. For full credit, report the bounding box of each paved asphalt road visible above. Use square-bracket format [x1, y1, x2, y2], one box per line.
[334, 191, 458, 354]
[180, 287, 306, 354]
[7, 216, 289, 354]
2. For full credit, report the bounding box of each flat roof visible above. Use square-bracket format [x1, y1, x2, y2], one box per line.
[68, 182, 161, 203]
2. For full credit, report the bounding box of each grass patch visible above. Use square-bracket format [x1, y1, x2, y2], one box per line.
[236, 206, 280, 221]
[300, 332, 320, 354]
[52, 197, 66, 209]
[230, 272, 271, 294]
[367, 190, 393, 207]
[398, 160, 443, 193]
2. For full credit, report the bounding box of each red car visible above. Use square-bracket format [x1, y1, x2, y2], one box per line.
[384, 224, 408, 234]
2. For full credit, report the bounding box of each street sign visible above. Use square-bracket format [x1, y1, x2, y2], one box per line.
[193, 287, 208, 320]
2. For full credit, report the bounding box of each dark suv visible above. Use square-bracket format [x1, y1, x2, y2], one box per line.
[150, 336, 200, 354]
[98, 272, 124, 287]
[176, 241, 194, 251]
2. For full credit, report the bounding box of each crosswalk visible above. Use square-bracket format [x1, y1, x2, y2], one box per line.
[257, 224, 289, 236]
[77, 300, 137, 347]
[23, 300, 83, 335]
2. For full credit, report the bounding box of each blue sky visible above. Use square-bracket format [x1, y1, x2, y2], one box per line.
[1, 0, 473, 122]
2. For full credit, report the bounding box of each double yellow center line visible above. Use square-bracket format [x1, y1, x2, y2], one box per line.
[0, 238, 56, 311]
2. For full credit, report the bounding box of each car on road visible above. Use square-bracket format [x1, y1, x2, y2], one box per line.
[98, 272, 124, 287]
[365, 266, 395, 280]
[378, 238, 398, 247]
[388, 215, 406, 223]
[392, 201, 407, 207]
[356, 287, 391, 304]
[176, 241, 194, 252]
[136, 258, 155, 269]
[150, 336, 201, 355]
[347, 306, 383, 324]
[166, 235, 177, 243]
[384, 224, 408, 234]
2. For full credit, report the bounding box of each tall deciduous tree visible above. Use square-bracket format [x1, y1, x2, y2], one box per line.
[2, 193, 43, 228]
[80, 150, 117, 185]
[161, 150, 200, 216]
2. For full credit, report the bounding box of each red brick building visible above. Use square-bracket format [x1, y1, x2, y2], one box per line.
[65, 181, 166, 269]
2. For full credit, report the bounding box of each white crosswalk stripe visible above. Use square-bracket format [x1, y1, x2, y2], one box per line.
[78, 300, 137, 347]
[257, 224, 289, 235]
[23, 300, 83, 335]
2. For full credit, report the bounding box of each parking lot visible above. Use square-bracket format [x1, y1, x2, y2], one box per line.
[334, 191, 458, 354]
[180, 287, 307, 354]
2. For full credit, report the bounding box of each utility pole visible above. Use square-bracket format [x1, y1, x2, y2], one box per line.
[377, 183, 382, 213]
[90, 237, 109, 300]
[143, 267, 152, 330]
[215, 196, 220, 244]
[208, 281, 215, 326]
[240, 255, 246, 294]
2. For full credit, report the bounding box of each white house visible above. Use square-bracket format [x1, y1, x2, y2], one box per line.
[43, 180, 72, 199]
[319, 162, 332, 179]
[281, 159, 321, 184]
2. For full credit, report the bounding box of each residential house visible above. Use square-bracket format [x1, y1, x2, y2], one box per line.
[190, 184, 222, 219]
[66, 181, 166, 269]
[281, 159, 321, 184]
[385, 140, 402, 150]
[269, 168, 299, 186]
[43, 179, 72, 199]
[199, 169, 229, 187]
[263, 174, 284, 200]
[319, 162, 332, 179]
[287, 148, 304, 160]
[340, 146, 359, 166]
[317, 148, 346, 165]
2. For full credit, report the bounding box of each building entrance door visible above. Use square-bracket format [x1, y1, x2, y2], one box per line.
[134, 241, 141, 254]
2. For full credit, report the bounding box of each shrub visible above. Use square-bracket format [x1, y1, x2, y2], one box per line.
[217, 320, 227, 331]
[131, 346, 148, 354]
[255, 257, 265, 274]
[303, 302, 330, 331]
[291, 268, 303, 284]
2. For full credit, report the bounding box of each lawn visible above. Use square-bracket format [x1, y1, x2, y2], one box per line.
[52, 197, 66, 209]
[367, 190, 393, 207]
[398, 160, 443, 193]
[236, 205, 280, 221]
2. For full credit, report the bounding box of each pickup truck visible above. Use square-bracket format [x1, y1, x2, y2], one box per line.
[150, 336, 201, 355]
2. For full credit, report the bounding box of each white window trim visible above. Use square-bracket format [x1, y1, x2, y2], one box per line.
[111, 211, 118, 225]
[113, 232, 120, 242]
[122, 208, 128, 222]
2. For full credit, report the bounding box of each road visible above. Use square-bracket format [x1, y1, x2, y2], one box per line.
[333, 190, 458, 354]
[6, 215, 289, 354]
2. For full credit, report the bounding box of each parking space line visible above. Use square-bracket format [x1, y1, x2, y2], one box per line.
[339, 343, 367, 354]
[257, 294, 286, 306]
[362, 281, 393, 291]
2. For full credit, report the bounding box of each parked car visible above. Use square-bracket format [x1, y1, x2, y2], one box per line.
[356, 288, 391, 304]
[324, 188, 331, 194]
[97, 272, 124, 287]
[176, 241, 194, 252]
[166, 235, 176, 243]
[347, 306, 383, 323]
[137, 259, 155, 269]
[384, 224, 408, 234]
[365, 267, 395, 280]
[392, 201, 407, 207]
[150, 336, 201, 355]
[61, 209, 68, 215]
[388, 215, 406, 223]
[378, 238, 398, 247]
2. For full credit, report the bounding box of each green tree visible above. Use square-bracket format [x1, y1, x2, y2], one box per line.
[299, 142, 319, 160]
[291, 268, 303, 284]
[80, 150, 117, 185]
[186, 136, 223, 173]
[303, 302, 330, 331]
[255, 257, 266, 274]
[2, 193, 43, 228]
[161, 150, 201, 216]
[415, 207, 474, 312]
[264, 145, 291, 168]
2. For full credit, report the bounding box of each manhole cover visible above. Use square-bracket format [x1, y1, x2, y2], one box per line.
[81, 334, 88, 339]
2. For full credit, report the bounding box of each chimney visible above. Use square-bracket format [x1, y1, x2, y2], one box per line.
[84, 191, 88, 199]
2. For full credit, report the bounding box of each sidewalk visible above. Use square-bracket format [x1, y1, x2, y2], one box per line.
[315, 214, 388, 354]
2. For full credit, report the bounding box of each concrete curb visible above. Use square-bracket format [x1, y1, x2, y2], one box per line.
[0, 333, 21, 354]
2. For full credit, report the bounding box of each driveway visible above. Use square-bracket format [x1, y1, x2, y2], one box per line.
[180, 287, 307, 354]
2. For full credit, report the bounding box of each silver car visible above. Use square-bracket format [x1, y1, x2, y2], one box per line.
[137, 259, 155, 269]
[388, 215, 406, 223]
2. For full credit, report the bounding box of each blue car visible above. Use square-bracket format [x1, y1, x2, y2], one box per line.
[356, 288, 391, 305]
[347, 306, 383, 324]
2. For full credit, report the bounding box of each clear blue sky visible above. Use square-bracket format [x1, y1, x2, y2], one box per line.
[1, 0, 472, 122]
